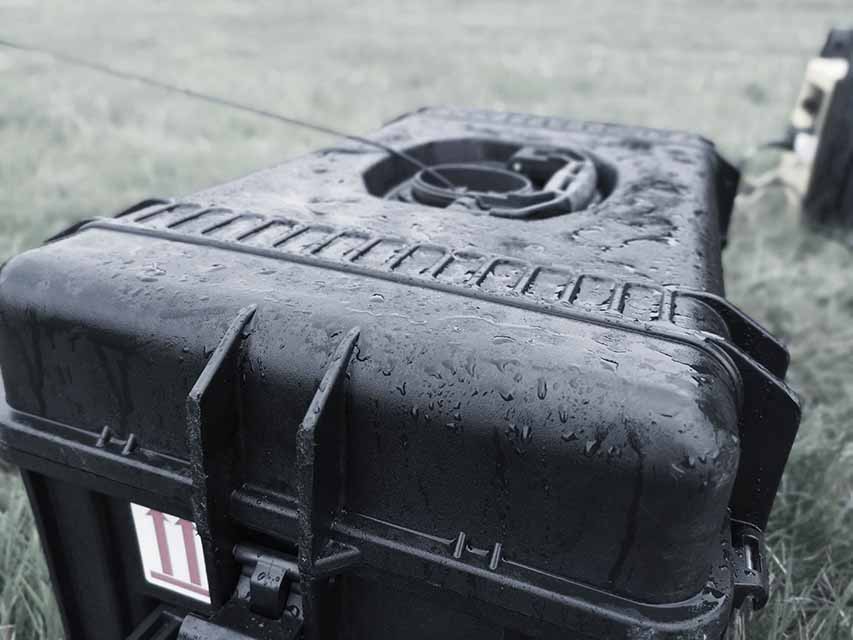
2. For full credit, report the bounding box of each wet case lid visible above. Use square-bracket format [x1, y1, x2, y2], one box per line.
[0, 108, 799, 637]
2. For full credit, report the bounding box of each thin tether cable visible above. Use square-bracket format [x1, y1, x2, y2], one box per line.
[0, 37, 454, 188]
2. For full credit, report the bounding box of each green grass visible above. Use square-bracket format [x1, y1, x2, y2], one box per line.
[0, 476, 62, 638]
[1, 1, 852, 637]
[723, 176, 853, 639]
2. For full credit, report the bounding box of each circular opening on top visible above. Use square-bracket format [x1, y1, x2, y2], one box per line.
[412, 163, 534, 208]
[420, 163, 532, 194]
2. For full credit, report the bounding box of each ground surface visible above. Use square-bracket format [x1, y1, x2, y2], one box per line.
[0, 1, 852, 638]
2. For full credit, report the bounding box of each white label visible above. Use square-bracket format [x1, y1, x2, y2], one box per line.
[794, 132, 819, 164]
[130, 503, 211, 603]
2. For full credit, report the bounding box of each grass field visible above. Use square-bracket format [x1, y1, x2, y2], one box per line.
[1, 1, 853, 638]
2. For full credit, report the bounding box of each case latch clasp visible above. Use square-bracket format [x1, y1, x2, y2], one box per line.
[732, 521, 769, 610]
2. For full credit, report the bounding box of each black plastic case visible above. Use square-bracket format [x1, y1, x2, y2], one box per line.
[0, 108, 800, 639]
[803, 29, 853, 225]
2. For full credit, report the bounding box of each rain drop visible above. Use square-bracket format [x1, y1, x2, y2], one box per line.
[584, 439, 601, 456]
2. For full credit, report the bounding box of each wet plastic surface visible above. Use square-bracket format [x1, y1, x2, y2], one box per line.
[0, 108, 799, 639]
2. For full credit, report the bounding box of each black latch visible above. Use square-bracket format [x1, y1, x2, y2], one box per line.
[235, 544, 300, 619]
[732, 521, 769, 610]
[176, 545, 302, 640]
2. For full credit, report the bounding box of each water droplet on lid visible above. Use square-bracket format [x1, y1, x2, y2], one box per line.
[561, 430, 577, 442]
[537, 378, 548, 400]
[584, 439, 601, 456]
